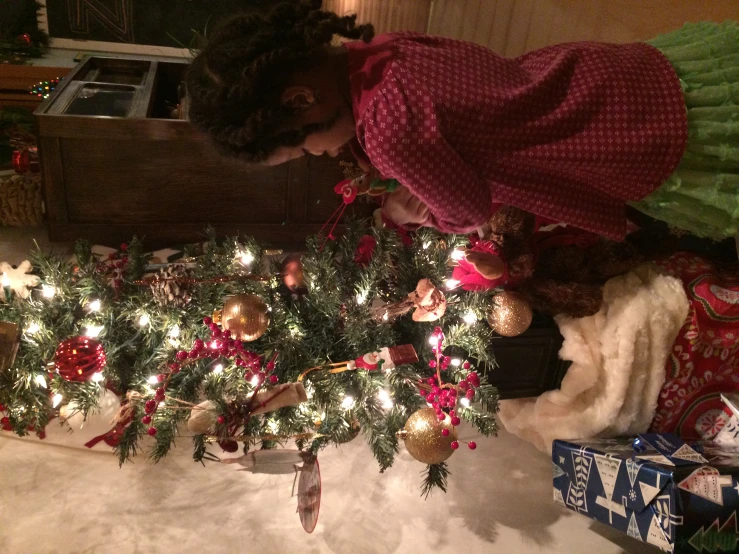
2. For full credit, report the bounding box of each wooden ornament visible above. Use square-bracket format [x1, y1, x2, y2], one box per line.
[282, 254, 306, 293]
[488, 291, 533, 337]
[220, 294, 270, 342]
[0, 321, 20, 371]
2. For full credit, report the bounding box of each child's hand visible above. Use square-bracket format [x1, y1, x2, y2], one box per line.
[383, 186, 429, 227]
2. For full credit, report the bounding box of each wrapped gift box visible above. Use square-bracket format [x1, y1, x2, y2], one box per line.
[553, 434, 739, 553]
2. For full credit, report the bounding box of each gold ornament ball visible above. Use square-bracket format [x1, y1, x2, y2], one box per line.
[397, 408, 457, 465]
[219, 294, 270, 342]
[488, 291, 533, 337]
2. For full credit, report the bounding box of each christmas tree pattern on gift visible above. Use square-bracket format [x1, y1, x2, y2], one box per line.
[593, 454, 626, 524]
[566, 447, 592, 514]
[678, 466, 734, 505]
[688, 512, 739, 553]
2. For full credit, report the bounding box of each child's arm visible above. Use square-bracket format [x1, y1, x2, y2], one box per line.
[382, 185, 429, 227]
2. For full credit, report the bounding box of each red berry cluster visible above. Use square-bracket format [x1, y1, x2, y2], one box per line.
[143, 316, 279, 437]
[0, 403, 10, 431]
[96, 243, 129, 290]
[419, 326, 482, 452]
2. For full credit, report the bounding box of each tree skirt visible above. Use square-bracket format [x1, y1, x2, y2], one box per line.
[649, 252, 739, 440]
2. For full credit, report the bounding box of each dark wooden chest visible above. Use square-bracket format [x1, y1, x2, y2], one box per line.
[35, 55, 372, 249]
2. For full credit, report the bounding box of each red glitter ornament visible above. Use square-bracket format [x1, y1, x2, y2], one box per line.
[468, 441, 477, 450]
[450, 441, 459, 450]
[54, 337, 106, 382]
[147, 427, 158, 436]
[442, 428, 450, 437]
[142, 415, 152, 424]
[216, 415, 226, 425]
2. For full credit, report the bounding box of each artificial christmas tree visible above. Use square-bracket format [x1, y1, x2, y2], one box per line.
[0, 223, 501, 499]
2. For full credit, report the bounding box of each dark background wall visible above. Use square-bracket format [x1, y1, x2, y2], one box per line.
[44, 0, 293, 48]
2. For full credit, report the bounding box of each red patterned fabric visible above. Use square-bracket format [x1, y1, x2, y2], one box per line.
[345, 33, 687, 240]
[650, 253, 739, 440]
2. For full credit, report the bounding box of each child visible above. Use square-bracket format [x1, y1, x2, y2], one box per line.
[186, 1, 739, 241]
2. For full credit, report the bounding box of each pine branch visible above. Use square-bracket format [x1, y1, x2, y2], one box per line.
[421, 462, 450, 498]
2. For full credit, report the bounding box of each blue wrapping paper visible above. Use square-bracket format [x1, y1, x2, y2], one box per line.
[553, 435, 739, 553]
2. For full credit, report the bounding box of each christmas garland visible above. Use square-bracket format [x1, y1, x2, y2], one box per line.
[0, 223, 530, 527]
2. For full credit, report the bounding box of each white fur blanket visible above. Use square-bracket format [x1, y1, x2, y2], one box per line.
[498, 265, 689, 454]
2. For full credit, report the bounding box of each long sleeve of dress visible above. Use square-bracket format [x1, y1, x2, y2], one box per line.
[360, 77, 493, 234]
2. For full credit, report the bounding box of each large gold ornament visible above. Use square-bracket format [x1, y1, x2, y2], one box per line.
[488, 291, 532, 337]
[214, 294, 270, 341]
[397, 408, 457, 464]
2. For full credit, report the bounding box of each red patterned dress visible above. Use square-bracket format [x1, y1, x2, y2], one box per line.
[650, 253, 739, 440]
[344, 32, 687, 240]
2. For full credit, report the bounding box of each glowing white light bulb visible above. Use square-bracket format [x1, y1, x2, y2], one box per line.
[210, 340, 219, 350]
[52, 393, 63, 408]
[341, 395, 355, 410]
[88, 299, 101, 312]
[445, 279, 460, 290]
[463, 311, 478, 325]
[147, 375, 159, 385]
[212, 364, 224, 374]
[460, 397, 471, 408]
[250, 375, 262, 387]
[91, 372, 104, 383]
[267, 420, 279, 433]
[451, 249, 465, 261]
[168, 325, 180, 338]
[85, 325, 103, 338]
[428, 335, 440, 346]
[240, 251, 255, 265]
[377, 389, 394, 410]
[451, 358, 462, 367]
[26, 322, 40, 335]
[0, 273, 10, 287]
[42, 285, 56, 298]
[34, 375, 47, 389]
[423, 241, 432, 250]
[356, 291, 367, 304]
[138, 314, 150, 327]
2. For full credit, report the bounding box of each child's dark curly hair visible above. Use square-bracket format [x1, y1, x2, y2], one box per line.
[186, 0, 374, 163]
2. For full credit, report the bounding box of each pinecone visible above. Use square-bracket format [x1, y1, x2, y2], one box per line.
[149, 264, 193, 307]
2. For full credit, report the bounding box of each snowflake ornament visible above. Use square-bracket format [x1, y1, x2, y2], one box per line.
[0, 260, 40, 301]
